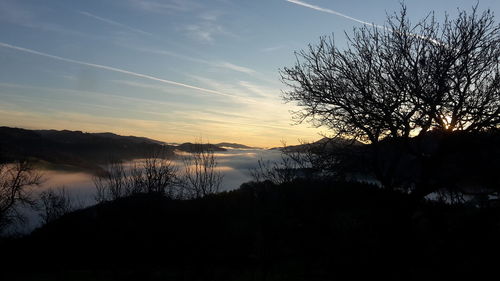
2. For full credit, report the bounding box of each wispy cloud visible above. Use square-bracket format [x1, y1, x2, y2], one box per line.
[78, 11, 153, 36]
[110, 80, 213, 101]
[188, 75, 276, 101]
[135, 47, 256, 74]
[182, 22, 230, 43]
[0, 41, 246, 100]
[130, 0, 200, 13]
[189, 75, 254, 99]
[238, 81, 279, 99]
[286, 0, 384, 29]
[0, 0, 34, 25]
[217, 62, 255, 74]
[1, 82, 297, 144]
[0, 82, 189, 111]
[0, 0, 92, 38]
[199, 10, 223, 22]
[261, 45, 286, 52]
[129, 0, 230, 44]
[181, 10, 235, 44]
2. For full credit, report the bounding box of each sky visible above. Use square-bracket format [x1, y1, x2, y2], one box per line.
[1, 0, 499, 147]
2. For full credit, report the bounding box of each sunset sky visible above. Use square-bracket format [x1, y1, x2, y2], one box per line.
[1, 0, 499, 147]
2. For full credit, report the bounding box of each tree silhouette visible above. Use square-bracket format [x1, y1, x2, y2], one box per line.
[280, 5, 500, 195]
[0, 160, 42, 233]
[38, 187, 75, 225]
[281, 5, 500, 142]
[93, 161, 129, 203]
[93, 148, 178, 202]
[181, 141, 223, 199]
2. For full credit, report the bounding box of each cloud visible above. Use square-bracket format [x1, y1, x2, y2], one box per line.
[0, 0, 34, 24]
[217, 62, 255, 74]
[238, 81, 278, 99]
[261, 45, 286, 52]
[180, 13, 236, 44]
[0, 81, 319, 147]
[79, 11, 153, 36]
[182, 22, 228, 43]
[286, 0, 384, 29]
[0, 0, 92, 38]
[133, 47, 205, 64]
[199, 10, 224, 22]
[0, 41, 249, 101]
[130, 1, 231, 44]
[130, 0, 200, 13]
[0, 82, 194, 115]
[135, 47, 257, 74]
[188, 75, 258, 100]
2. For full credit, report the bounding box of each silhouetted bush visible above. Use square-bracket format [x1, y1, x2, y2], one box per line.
[38, 187, 75, 225]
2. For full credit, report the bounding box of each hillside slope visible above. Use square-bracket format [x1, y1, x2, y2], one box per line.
[2, 180, 499, 280]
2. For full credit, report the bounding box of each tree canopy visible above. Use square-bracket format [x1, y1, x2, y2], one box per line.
[281, 5, 500, 144]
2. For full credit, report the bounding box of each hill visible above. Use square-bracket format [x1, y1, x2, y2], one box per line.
[2, 180, 499, 280]
[0, 127, 174, 173]
[177, 142, 227, 152]
[0, 127, 235, 173]
[270, 137, 364, 151]
[216, 142, 258, 149]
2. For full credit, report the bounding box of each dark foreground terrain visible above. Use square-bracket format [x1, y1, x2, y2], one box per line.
[1, 180, 499, 281]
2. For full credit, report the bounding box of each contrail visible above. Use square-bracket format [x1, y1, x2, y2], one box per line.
[286, 0, 385, 29]
[79, 11, 153, 36]
[0, 41, 245, 100]
[286, 0, 442, 45]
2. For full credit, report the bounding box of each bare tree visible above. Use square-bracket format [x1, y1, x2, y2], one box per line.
[280, 4, 500, 196]
[250, 141, 316, 185]
[250, 157, 299, 185]
[181, 142, 223, 199]
[93, 148, 179, 202]
[0, 160, 42, 232]
[93, 161, 128, 203]
[38, 187, 75, 225]
[128, 150, 179, 197]
[281, 5, 500, 143]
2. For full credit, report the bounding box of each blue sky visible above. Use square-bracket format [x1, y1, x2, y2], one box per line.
[1, 0, 499, 147]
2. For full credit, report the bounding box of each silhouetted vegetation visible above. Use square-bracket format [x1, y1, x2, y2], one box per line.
[38, 187, 75, 225]
[0, 160, 42, 233]
[280, 4, 500, 199]
[93, 151, 180, 202]
[1, 179, 500, 280]
[93, 142, 223, 202]
[180, 142, 223, 199]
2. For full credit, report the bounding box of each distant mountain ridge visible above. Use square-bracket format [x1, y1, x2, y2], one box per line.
[270, 137, 364, 151]
[35, 130, 167, 145]
[215, 142, 258, 149]
[0, 127, 257, 173]
[176, 142, 227, 152]
[0, 127, 174, 173]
